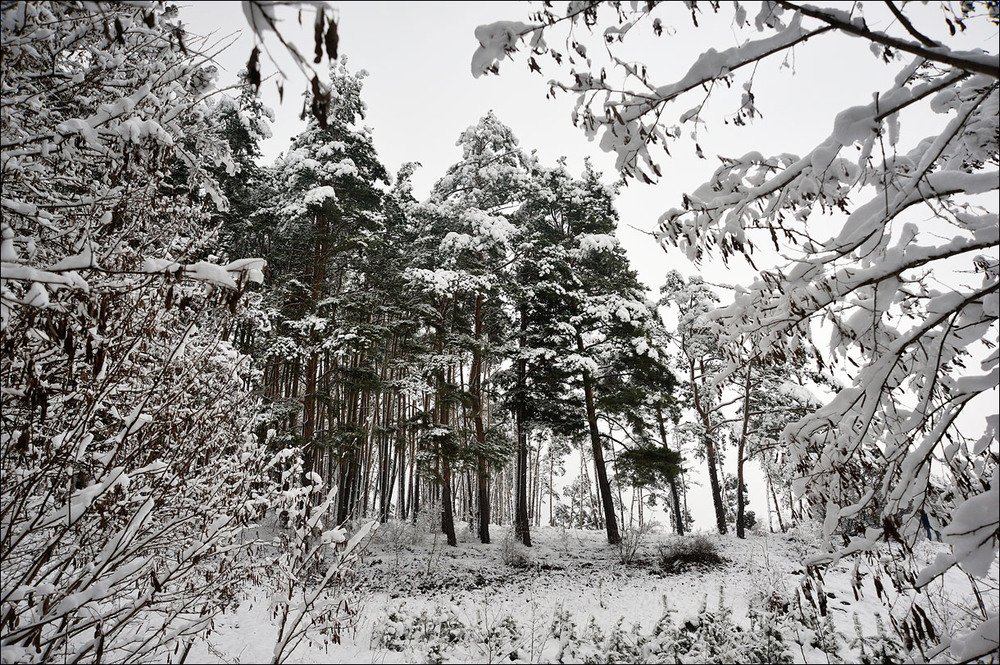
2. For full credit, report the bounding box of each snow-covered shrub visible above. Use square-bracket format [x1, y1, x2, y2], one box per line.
[745, 602, 794, 664]
[376, 517, 425, 568]
[657, 534, 726, 573]
[1, 3, 272, 662]
[850, 613, 903, 664]
[468, 609, 524, 663]
[261, 453, 378, 663]
[670, 593, 747, 663]
[581, 616, 648, 664]
[371, 604, 467, 663]
[616, 521, 656, 564]
[500, 530, 534, 568]
[645, 589, 791, 664]
[787, 587, 848, 664]
[548, 605, 583, 663]
[556, 526, 583, 555]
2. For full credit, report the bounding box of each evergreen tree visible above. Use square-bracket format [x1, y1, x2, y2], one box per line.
[515, 161, 662, 545]
[660, 271, 730, 535]
[256, 61, 389, 523]
[409, 112, 529, 545]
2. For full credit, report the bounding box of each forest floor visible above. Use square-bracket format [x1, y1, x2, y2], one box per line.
[186, 520, 996, 664]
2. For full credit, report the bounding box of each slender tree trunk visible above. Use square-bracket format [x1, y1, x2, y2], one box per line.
[437, 370, 457, 546]
[441, 454, 457, 546]
[302, 211, 328, 486]
[548, 454, 554, 527]
[691, 358, 727, 535]
[655, 405, 684, 535]
[469, 293, 491, 544]
[611, 440, 626, 531]
[736, 365, 753, 539]
[514, 307, 531, 546]
[705, 439, 727, 535]
[435, 300, 457, 547]
[302, 350, 319, 483]
[771, 477, 787, 533]
[533, 444, 542, 526]
[577, 333, 620, 544]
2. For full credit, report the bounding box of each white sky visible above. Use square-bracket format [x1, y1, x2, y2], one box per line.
[180, 1, 997, 532]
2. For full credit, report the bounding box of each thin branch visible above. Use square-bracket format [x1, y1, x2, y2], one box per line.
[883, 1, 941, 47]
[777, 1, 999, 79]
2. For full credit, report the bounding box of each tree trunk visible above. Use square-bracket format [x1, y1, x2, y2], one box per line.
[469, 293, 491, 544]
[736, 366, 752, 539]
[435, 301, 458, 546]
[771, 478, 787, 533]
[548, 454, 554, 526]
[691, 358, 727, 535]
[302, 350, 319, 484]
[441, 453, 457, 546]
[706, 439, 727, 535]
[577, 333, 620, 544]
[655, 405, 684, 535]
[514, 306, 532, 546]
[514, 390, 531, 545]
[302, 211, 328, 486]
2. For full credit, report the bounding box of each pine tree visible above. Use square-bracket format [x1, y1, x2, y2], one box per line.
[660, 271, 730, 535]
[408, 112, 529, 544]
[256, 61, 389, 521]
[515, 161, 660, 545]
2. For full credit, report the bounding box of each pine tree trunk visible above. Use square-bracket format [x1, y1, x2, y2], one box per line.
[441, 453, 457, 546]
[302, 211, 328, 486]
[771, 478, 787, 533]
[736, 366, 752, 539]
[691, 358, 727, 535]
[302, 350, 319, 485]
[514, 307, 532, 546]
[514, 398, 532, 545]
[548, 455, 554, 526]
[469, 293, 491, 544]
[435, 300, 457, 546]
[577, 333, 620, 544]
[706, 439, 727, 535]
[655, 406, 684, 536]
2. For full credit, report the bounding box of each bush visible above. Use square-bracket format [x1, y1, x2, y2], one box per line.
[500, 531, 533, 569]
[617, 521, 657, 565]
[646, 589, 793, 664]
[372, 604, 467, 663]
[657, 534, 726, 574]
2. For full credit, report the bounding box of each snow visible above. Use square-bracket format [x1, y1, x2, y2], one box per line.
[114, 117, 172, 144]
[952, 614, 1000, 663]
[138, 257, 266, 288]
[48, 245, 95, 272]
[943, 482, 1000, 578]
[471, 21, 540, 77]
[304, 185, 338, 205]
[578, 233, 618, 254]
[177, 523, 998, 664]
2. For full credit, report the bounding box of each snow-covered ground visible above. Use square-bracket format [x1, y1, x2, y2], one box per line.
[187, 521, 997, 663]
